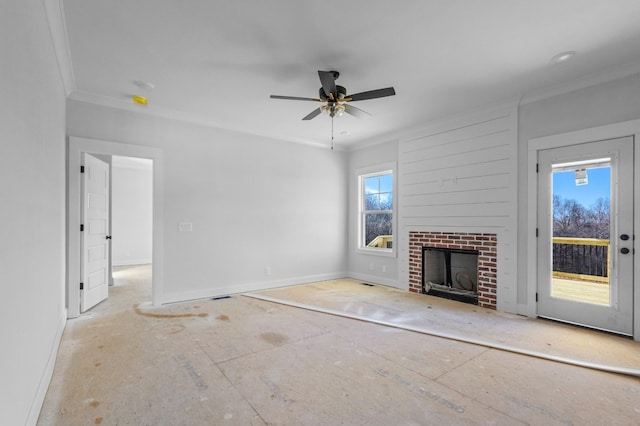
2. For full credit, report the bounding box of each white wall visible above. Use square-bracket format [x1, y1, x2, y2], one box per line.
[67, 101, 348, 303]
[112, 157, 153, 266]
[347, 139, 400, 286]
[517, 72, 640, 310]
[0, 1, 67, 424]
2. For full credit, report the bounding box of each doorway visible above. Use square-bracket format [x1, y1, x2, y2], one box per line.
[67, 136, 164, 319]
[110, 155, 153, 302]
[537, 137, 633, 335]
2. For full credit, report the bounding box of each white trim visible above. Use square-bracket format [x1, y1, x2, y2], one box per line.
[356, 247, 396, 258]
[26, 309, 66, 426]
[355, 162, 397, 258]
[161, 272, 347, 304]
[42, 0, 75, 95]
[67, 137, 164, 318]
[347, 271, 401, 289]
[527, 118, 640, 341]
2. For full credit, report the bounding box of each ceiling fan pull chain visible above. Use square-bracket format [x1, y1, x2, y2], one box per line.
[331, 116, 334, 150]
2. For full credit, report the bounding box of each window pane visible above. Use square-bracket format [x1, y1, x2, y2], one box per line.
[364, 176, 379, 194]
[364, 213, 393, 246]
[379, 193, 392, 210]
[365, 194, 379, 210]
[379, 174, 393, 193]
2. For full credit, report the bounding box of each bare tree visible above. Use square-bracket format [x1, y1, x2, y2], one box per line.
[588, 197, 610, 239]
[553, 196, 589, 237]
[553, 195, 610, 277]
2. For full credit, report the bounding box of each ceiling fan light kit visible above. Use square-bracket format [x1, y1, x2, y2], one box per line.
[270, 70, 396, 149]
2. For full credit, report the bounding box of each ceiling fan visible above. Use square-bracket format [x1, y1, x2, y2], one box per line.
[270, 70, 396, 121]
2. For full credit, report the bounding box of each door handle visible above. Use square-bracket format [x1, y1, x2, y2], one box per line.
[106, 235, 112, 240]
[620, 234, 630, 241]
[620, 247, 630, 254]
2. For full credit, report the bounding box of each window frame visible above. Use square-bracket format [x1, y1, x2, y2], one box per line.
[356, 162, 397, 258]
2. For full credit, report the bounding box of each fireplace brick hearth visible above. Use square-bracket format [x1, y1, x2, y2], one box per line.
[409, 231, 497, 309]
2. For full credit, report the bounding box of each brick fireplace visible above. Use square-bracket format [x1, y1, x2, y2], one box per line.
[409, 231, 497, 309]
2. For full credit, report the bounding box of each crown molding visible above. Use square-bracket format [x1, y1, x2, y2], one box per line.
[399, 97, 520, 143]
[67, 90, 348, 152]
[43, 0, 75, 95]
[520, 59, 640, 105]
[347, 97, 520, 152]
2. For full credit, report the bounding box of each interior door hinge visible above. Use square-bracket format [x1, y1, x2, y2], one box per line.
[536, 228, 539, 237]
[535, 292, 538, 302]
[536, 163, 539, 173]
[80, 282, 84, 290]
[80, 224, 84, 232]
[80, 165, 85, 173]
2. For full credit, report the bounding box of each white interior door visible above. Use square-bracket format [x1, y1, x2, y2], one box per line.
[537, 137, 633, 335]
[81, 153, 110, 312]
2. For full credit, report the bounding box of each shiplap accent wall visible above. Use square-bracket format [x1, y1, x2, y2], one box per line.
[398, 105, 518, 313]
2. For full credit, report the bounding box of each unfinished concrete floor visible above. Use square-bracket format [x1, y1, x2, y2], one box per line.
[39, 265, 640, 425]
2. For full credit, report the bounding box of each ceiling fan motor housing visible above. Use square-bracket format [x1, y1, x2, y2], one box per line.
[319, 84, 347, 101]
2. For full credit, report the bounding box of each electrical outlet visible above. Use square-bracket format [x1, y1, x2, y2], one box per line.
[265, 267, 271, 276]
[369, 262, 374, 271]
[382, 265, 387, 273]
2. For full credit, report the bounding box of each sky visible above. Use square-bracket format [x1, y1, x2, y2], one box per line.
[553, 166, 610, 207]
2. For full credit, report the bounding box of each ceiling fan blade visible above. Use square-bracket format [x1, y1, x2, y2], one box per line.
[346, 87, 396, 102]
[302, 108, 322, 120]
[270, 95, 321, 102]
[344, 104, 372, 119]
[318, 70, 337, 100]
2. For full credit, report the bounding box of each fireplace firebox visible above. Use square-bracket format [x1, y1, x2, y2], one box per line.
[422, 247, 479, 305]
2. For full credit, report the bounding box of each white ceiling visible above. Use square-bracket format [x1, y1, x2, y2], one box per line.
[62, 0, 640, 149]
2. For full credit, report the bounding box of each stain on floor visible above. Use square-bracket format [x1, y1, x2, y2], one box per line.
[260, 332, 289, 346]
[134, 305, 208, 319]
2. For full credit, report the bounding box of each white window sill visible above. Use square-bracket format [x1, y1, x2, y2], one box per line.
[356, 247, 396, 258]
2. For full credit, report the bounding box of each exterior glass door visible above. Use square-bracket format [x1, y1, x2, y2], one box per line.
[537, 137, 633, 335]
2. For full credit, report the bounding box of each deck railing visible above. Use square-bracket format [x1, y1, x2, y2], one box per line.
[552, 237, 609, 283]
[367, 235, 393, 249]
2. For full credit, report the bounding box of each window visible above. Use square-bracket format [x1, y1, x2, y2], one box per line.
[359, 168, 394, 253]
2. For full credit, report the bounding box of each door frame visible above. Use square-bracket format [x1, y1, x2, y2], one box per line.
[67, 136, 164, 318]
[527, 119, 640, 341]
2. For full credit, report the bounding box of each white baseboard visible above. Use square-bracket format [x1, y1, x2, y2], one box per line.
[26, 309, 66, 425]
[347, 272, 402, 289]
[160, 272, 348, 304]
